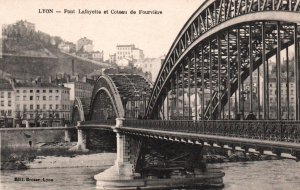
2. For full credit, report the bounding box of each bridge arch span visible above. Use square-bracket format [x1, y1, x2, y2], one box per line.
[146, 0, 300, 120]
[90, 75, 125, 120]
[71, 97, 86, 124]
[89, 74, 152, 121]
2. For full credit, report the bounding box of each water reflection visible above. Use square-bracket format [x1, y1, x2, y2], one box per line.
[219, 159, 300, 190]
[1, 159, 300, 190]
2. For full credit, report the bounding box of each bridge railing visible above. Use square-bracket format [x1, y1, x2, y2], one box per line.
[123, 120, 300, 143]
[80, 120, 116, 126]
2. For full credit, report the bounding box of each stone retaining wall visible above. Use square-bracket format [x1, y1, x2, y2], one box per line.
[0, 127, 69, 148]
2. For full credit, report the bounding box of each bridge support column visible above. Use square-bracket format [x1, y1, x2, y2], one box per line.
[94, 118, 143, 189]
[77, 128, 88, 151]
[69, 121, 89, 151]
[64, 124, 71, 142]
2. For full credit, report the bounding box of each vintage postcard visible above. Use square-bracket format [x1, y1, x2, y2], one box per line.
[1, 0, 300, 189]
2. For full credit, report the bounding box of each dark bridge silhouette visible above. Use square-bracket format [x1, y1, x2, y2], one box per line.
[71, 1, 300, 189]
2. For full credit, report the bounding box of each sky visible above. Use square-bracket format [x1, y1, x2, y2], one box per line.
[0, 0, 205, 59]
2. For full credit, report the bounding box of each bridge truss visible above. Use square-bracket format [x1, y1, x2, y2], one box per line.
[89, 74, 152, 122]
[146, 0, 300, 121]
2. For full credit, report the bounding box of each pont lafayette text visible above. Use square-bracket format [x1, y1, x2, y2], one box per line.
[38, 9, 163, 15]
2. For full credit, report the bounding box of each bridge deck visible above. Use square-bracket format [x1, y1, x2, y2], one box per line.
[79, 120, 300, 158]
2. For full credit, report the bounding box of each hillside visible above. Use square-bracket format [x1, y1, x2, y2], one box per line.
[0, 48, 111, 81]
[0, 20, 113, 80]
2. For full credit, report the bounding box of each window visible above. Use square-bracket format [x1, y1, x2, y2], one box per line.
[30, 90, 33, 93]
[0, 110, 4, 116]
[16, 90, 20, 93]
[0, 101, 4, 106]
[30, 114, 34, 119]
[49, 90, 53, 93]
[43, 90, 46, 93]
[8, 101, 11, 107]
[0, 92, 4, 98]
[36, 90, 40, 93]
[23, 96, 26, 100]
[56, 104, 59, 109]
[37, 104, 40, 109]
[8, 92, 11, 98]
[55, 96, 59, 100]
[16, 96, 20, 101]
[43, 104, 46, 109]
[30, 96, 33, 100]
[43, 96, 46, 100]
[49, 96, 52, 101]
[56, 90, 59, 93]
[16, 104, 20, 110]
[49, 105, 53, 109]
[30, 104, 33, 110]
[23, 105, 27, 110]
[36, 96, 39, 100]
[23, 90, 26, 93]
[7, 110, 12, 116]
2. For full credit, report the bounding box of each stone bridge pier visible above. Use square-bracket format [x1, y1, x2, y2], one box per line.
[93, 118, 224, 190]
[94, 118, 142, 189]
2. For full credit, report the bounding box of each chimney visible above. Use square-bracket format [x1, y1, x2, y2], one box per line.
[49, 76, 52, 83]
[71, 59, 75, 76]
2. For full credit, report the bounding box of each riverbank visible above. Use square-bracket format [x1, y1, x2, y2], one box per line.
[28, 153, 116, 169]
[1, 142, 116, 170]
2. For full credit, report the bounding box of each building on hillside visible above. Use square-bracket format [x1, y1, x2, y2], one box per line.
[109, 53, 116, 64]
[134, 55, 165, 82]
[58, 41, 76, 53]
[132, 48, 144, 60]
[90, 51, 104, 62]
[77, 37, 93, 52]
[14, 82, 71, 127]
[76, 51, 89, 59]
[117, 58, 132, 68]
[116, 44, 144, 63]
[0, 79, 15, 128]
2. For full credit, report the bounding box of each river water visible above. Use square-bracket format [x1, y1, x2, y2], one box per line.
[1, 159, 300, 190]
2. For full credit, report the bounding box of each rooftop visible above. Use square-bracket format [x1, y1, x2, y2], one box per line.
[14, 82, 68, 89]
[117, 44, 135, 47]
[0, 79, 13, 90]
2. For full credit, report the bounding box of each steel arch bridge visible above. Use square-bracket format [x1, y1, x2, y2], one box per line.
[145, 0, 300, 121]
[88, 74, 152, 122]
